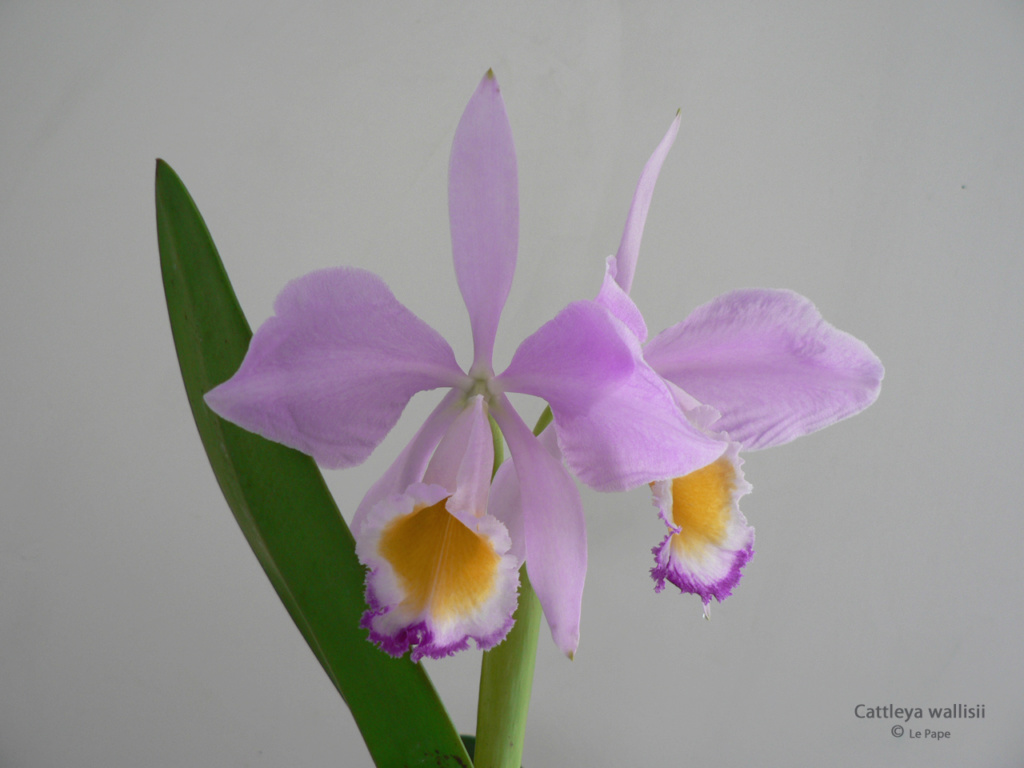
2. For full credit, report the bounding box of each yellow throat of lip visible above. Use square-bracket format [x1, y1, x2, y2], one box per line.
[667, 456, 735, 557]
[378, 498, 500, 621]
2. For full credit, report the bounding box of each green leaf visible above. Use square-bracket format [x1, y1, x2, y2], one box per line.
[155, 160, 472, 768]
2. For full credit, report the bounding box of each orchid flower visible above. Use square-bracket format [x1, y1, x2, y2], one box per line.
[202, 73, 723, 661]
[596, 113, 884, 616]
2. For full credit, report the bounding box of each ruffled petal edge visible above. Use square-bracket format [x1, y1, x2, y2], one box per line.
[649, 443, 755, 616]
[357, 482, 520, 661]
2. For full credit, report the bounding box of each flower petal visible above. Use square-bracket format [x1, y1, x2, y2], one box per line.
[352, 389, 463, 536]
[650, 443, 754, 615]
[552, 355, 727, 492]
[644, 289, 884, 450]
[492, 396, 585, 658]
[423, 395, 493, 521]
[525, 302, 727, 492]
[357, 483, 519, 661]
[449, 70, 518, 371]
[204, 267, 464, 468]
[613, 111, 681, 295]
[595, 255, 648, 342]
[496, 300, 635, 414]
[663, 379, 722, 432]
[488, 453, 525, 566]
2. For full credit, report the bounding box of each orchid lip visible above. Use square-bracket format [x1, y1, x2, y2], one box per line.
[357, 481, 520, 660]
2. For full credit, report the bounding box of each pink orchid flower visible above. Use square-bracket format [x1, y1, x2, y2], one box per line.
[204, 73, 724, 660]
[596, 113, 884, 616]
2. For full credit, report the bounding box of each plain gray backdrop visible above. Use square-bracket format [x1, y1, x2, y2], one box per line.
[2, 2, 1022, 766]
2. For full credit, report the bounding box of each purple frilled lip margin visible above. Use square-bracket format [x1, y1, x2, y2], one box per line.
[204, 72, 883, 660]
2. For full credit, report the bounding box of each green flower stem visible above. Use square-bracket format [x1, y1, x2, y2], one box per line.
[473, 406, 552, 767]
[474, 566, 542, 768]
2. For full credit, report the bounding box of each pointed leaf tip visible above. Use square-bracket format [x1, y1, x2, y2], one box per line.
[155, 157, 174, 177]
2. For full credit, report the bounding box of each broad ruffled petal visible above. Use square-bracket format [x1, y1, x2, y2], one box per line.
[496, 300, 635, 414]
[613, 111, 681, 295]
[528, 302, 727, 492]
[357, 482, 519, 660]
[644, 289, 884, 450]
[449, 70, 518, 371]
[204, 267, 464, 468]
[650, 443, 754, 616]
[492, 395, 585, 658]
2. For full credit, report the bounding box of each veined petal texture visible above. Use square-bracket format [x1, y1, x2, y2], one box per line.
[449, 70, 518, 370]
[644, 289, 884, 450]
[204, 267, 463, 469]
[554, 351, 728, 493]
[497, 300, 635, 414]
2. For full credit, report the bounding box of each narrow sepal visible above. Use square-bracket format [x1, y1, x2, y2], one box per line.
[492, 399, 585, 657]
[614, 111, 681, 294]
[449, 71, 518, 370]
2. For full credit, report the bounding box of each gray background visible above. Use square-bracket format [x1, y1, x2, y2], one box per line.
[2, 2, 1022, 766]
